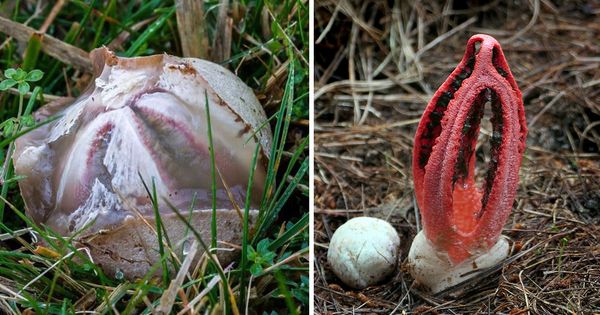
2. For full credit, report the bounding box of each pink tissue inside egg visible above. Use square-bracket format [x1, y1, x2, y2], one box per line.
[13, 49, 270, 236]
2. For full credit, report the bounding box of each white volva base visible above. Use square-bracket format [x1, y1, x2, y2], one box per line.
[407, 231, 510, 293]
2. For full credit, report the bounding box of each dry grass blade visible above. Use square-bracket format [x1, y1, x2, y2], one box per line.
[108, 18, 155, 51]
[503, 0, 540, 44]
[3, 87, 72, 102]
[414, 16, 477, 59]
[213, 0, 233, 63]
[74, 289, 97, 311]
[38, 0, 66, 33]
[175, 0, 209, 59]
[0, 16, 92, 72]
[0, 281, 24, 301]
[157, 240, 199, 314]
[176, 268, 225, 315]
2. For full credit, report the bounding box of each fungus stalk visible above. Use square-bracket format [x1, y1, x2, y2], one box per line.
[409, 34, 527, 293]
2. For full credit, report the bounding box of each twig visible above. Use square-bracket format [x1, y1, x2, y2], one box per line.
[0, 16, 92, 72]
[503, 0, 540, 44]
[414, 16, 477, 59]
[528, 91, 565, 128]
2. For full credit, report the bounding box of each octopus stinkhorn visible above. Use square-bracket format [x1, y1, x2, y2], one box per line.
[409, 34, 527, 293]
[13, 47, 272, 278]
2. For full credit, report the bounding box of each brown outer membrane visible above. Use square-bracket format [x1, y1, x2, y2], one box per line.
[76, 209, 258, 279]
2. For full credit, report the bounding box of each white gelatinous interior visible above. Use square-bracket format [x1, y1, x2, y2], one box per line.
[13, 50, 271, 235]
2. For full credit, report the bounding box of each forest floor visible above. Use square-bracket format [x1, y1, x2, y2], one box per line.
[314, 0, 600, 313]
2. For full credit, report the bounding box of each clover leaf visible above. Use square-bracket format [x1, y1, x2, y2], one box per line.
[0, 68, 44, 95]
[247, 239, 277, 276]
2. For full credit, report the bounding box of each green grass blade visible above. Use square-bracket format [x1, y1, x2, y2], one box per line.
[268, 212, 308, 252]
[258, 51, 296, 214]
[240, 142, 261, 310]
[203, 90, 218, 249]
[138, 174, 170, 284]
[125, 6, 176, 57]
[0, 115, 60, 149]
[255, 157, 308, 242]
[162, 198, 233, 315]
[22, 34, 42, 71]
[274, 269, 299, 315]
[90, 0, 116, 49]
[263, 137, 307, 218]
[24, 86, 43, 115]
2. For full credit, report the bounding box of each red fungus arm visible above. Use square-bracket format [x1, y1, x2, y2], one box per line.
[412, 34, 527, 264]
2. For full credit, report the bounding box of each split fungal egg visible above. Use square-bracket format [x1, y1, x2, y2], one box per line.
[13, 47, 272, 278]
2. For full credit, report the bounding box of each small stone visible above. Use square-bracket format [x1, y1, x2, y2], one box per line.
[327, 217, 400, 289]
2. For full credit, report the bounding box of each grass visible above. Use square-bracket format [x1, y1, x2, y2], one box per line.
[0, 0, 308, 314]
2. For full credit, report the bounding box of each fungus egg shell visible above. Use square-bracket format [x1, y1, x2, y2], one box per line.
[13, 47, 272, 278]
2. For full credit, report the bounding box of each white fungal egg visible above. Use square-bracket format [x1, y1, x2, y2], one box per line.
[327, 217, 400, 289]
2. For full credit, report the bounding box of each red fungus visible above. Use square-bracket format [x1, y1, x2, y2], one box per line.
[412, 34, 527, 265]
